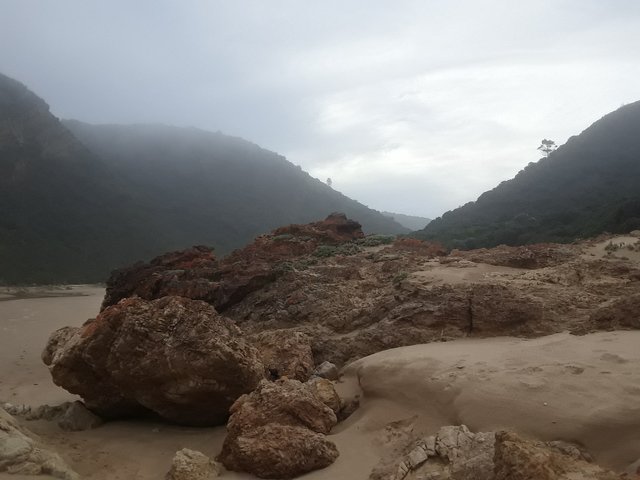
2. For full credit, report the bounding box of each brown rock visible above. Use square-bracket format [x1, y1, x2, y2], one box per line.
[219, 378, 338, 478]
[43, 296, 265, 426]
[494, 431, 620, 480]
[221, 424, 338, 479]
[101, 245, 219, 311]
[250, 330, 314, 381]
[590, 293, 640, 329]
[101, 214, 364, 313]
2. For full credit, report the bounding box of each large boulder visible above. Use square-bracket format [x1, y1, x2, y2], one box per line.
[43, 296, 265, 426]
[219, 378, 339, 478]
[0, 407, 78, 479]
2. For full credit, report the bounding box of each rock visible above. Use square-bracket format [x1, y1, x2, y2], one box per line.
[220, 424, 338, 479]
[451, 243, 577, 269]
[306, 377, 341, 414]
[101, 245, 219, 311]
[375, 426, 621, 480]
[166, 448, 219, 480]
[219, 378, 338, 478]
[313, 361, 339, 380]
[250, 330, 314, 381]
[590, 293, 640, 329]
[43, 296, 265, 426]
[100, 214, 365, 313]
[373, 425, 495, 480]
[494, 431, 620, 480]
[57, 401, 103, 431]
[0, 407, 78, 479]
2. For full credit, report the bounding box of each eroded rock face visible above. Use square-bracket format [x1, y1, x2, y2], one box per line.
[0, 407, 78, 479]
[493, 431, 620, 480]
[219, 378, 339, 478]
[372, 425, 495, 480]
[43, 296, 265, 426]
[101, 245, 219, 311]
[373, 426, 621, 480]
[250, 330, 314, 381]
[590, 293, 640, 330]
[101, 214, 364, 313]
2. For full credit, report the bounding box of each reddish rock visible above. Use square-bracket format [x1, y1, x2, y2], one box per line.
[43, 296, 265, 426]
[101, 214, 364, 312]
[220, 424, 338, 479]
[101, 245, 219, 311]
[219, 378, 338, 478]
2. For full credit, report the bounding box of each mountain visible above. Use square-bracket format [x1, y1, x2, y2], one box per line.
[0, 73, 406, 284]
[63, 120, 408, 248]
[381, 211, 431, 231]
[415, 102, 640, 249]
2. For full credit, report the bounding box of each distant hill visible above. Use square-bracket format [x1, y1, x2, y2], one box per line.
[381, 211, 431, 231]
[414, 102, 640, 248]
[0, 72, 406, 284]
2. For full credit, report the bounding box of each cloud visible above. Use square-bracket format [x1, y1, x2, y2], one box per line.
[1, 0, 640, 217]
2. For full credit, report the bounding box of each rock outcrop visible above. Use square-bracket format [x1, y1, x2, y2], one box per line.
[101, 213, 364, 313]
[166, 449, 219, 480]
[250, 330, 314, 381]
[219, 378, 339, 478]
[43, 296, 265, 425]
[589, 293, 640, 330]
[0, 407, 78, 479]
[493, 431, 621, 480]
[101, 245, 219, 311]
[371, 425, 495, 480]
[373, 426, 622, 480]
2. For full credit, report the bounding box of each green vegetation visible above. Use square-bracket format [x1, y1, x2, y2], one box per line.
[415, 102, 640, 249]
[0, 73, 408, 284]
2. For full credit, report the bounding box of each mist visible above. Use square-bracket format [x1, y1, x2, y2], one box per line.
[2, 0, 640, 217]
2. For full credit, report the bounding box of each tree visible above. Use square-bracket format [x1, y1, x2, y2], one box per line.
[537, 139, 557, 157]
[326, 177, 332, 187]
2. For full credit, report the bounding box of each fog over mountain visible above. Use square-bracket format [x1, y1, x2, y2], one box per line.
[2, 1, 640, 218]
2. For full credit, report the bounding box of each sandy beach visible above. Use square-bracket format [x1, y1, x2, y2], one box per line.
[1, 286, 639, 479]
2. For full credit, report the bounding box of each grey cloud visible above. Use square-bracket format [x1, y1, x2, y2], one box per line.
[2, 1, 640, 218]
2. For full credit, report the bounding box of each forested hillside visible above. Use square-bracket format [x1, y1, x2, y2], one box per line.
[0, 73, 406, 283]
[415, 102, 640, 248]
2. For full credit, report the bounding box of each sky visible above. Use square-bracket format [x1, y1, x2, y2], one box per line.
[2, 1, 640, 219]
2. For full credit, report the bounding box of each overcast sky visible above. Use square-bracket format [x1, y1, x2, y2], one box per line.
[2, 1, 640, 218]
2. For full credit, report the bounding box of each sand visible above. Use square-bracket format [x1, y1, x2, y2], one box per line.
[1, 287, 640, 479]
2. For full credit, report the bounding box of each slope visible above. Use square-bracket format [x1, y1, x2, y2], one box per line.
[415, 101, 640, 248]
[0, 72, 406, 283]
[0, 73, 163, 284]
[63, 120, 408, 252]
